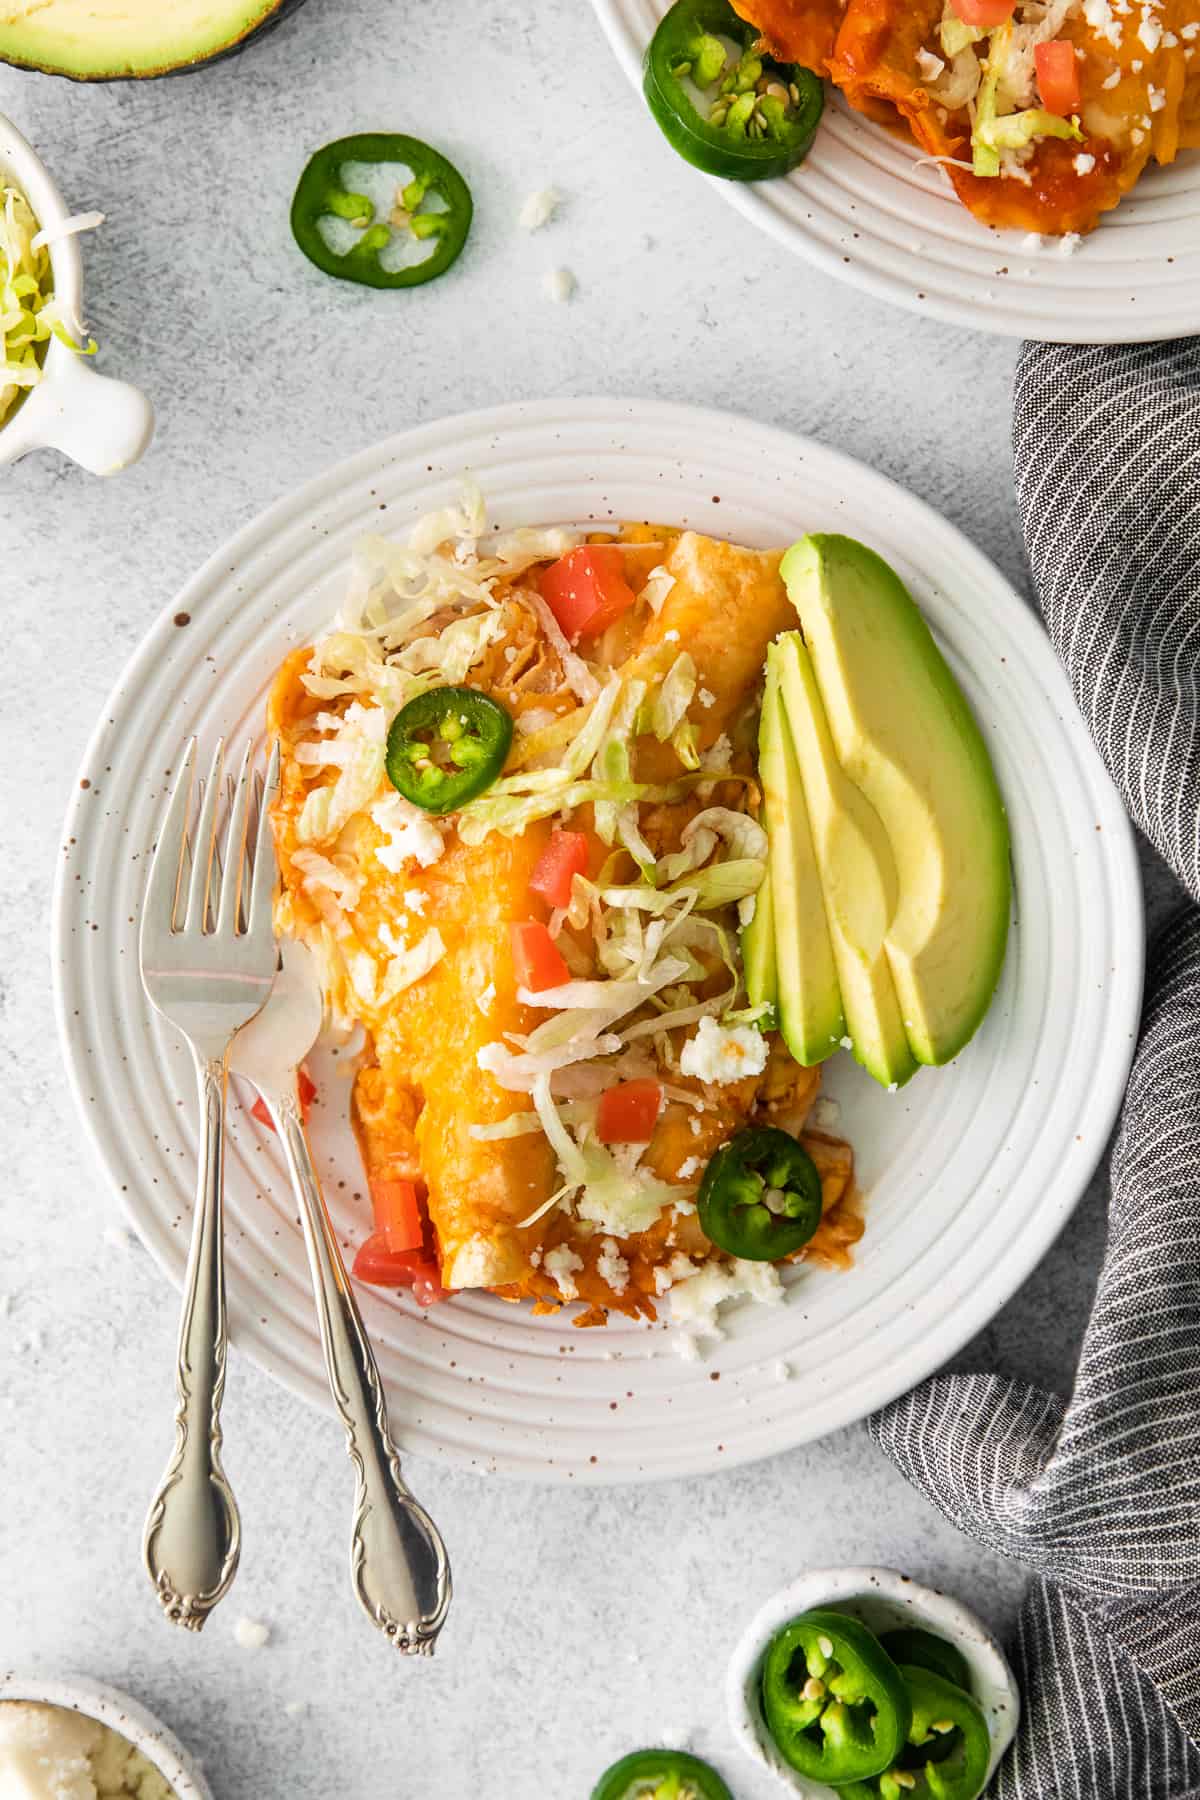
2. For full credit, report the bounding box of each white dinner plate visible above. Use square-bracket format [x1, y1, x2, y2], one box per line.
[591, 0, 1200, 342]
[52, 397, 1143, 1484]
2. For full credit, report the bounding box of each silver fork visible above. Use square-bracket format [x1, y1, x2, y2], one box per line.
[232, 941, 452, 1654]
[139, 738, 279, 1631]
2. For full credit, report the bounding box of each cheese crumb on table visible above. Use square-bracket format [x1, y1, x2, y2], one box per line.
[233, 1616, 270, 1650]
[542, 267, 576, 304]
[518, 187, 562, 231]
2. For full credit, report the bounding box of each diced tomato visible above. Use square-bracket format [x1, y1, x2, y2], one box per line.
[950, 0, 1014, 23]
[596, 1079, 663, 1145]
[539, 546, 637, 643]
[529, 829, 590, 909]
[1034, 39, 1081, 115]
[352, 1234, 448, 1305]
[511, 919, 570, 993]
[368, 1176, 424, 1252]
[249, 1064, 317, 1134]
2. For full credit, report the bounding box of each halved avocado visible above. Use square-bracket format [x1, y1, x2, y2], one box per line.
[780, 533, 1011, 1067]
[757, 646, 845, 1066]
[774, 632, 918, 1090]
[0, 0, 309, 80]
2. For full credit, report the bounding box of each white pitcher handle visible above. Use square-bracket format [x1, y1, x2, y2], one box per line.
[31, 352, 154, 475]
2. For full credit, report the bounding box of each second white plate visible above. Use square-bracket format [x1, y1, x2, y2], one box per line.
[52, 397, 1142, 1483]
[591, 0, 1200, 342]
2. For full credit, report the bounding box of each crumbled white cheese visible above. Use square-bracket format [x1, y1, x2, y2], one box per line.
[1148, 83, 1166, 110]
[680, 1017, 769, 1085]
[234, 1616, 271, 1650]
[475, 981, 496, 1016]
[672, 1197, 696, 1217]
[654, 1251, 698, 1296]
[697, 687, 716, 708]
[371, 792, 445, 871]
[1101, 67, 1121, 87]
[1074, 152, 1097, 173]
[668, 1258, 785, 1342]
[663, 628, 680, 643]
[1083, 0, 1124, 48]
[519, 186, 563, 231]
[677, 1157, 701, 1180]
[544, 1244, 584, 1300]
[808, 1096, 841, 1132]
[839, 1035, 854, 1051]
[403, 887, 428, 914]
[0, 1703, 175, 1800]
[1057, 232, 1083, 257]
[596, 1237, 630, 1296]
[1138, 14, 1162, 51]
[543, 267, 576, 303]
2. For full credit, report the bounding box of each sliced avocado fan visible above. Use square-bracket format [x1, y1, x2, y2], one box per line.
[780, 533, 1011, 1069]
[774, 632, 918, 1091]
[754, 647, 846, 1067]
[0, 0, 305, 80]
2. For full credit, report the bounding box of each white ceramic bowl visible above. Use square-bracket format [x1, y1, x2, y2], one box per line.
[0, 1673, 212, 1800]
[0, 113, 153, 474]
[727, 1566, 1020, 1797]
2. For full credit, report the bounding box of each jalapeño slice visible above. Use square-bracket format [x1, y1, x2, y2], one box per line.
[836, 1664, 992, 1800]
[643, 0, 824, 182]
[385, 686, 512, 814]
[591, 1748, 734, 1800]
[698, 1125, 821, 1260]
[760, 1609, 911, 1784]
[291, 132, 472, 287]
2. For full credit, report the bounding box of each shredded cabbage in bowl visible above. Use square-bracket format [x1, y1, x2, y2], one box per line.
[0, 181, 98, 429]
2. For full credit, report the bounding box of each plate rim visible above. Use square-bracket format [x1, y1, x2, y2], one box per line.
[587, 0, 1200, 344]
[51, 395, 1146, 1483]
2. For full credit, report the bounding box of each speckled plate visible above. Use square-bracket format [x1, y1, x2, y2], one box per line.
[52, 397, 1143, 1484]
[589, 0, 1200, 342]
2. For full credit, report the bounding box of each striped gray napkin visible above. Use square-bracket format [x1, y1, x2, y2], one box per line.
[869, 339, 1200, 1798]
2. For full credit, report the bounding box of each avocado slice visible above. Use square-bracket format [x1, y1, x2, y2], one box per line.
[780, 534, 1011, 1067]
[0, 0, 307, 80]
[740, 841, 778, 1022]
[774, 632, 918, 1090]
[757, 647, 845, 1066]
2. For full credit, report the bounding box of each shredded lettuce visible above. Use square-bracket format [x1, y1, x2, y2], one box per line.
[969, 14, 1084, 176]
[939, 15, 984, 56]
[977, 108, 1084, 151]
[650, 652, 697, 741]
[296, 704, 387, 846]
[0, 184, 97, 428]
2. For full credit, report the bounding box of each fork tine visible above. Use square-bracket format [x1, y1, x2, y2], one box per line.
[246, 739, 280, 941]
[183, 740, 225, 933]
[143, 741, 197, 941]
[216, 741, 255, 934]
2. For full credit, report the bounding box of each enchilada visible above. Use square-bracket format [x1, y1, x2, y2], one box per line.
[268, 499, 862, 1337]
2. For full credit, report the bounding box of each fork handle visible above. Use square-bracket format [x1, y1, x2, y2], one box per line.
[142, 1052, 241, 1630]
[275, 1093, 451, 1653]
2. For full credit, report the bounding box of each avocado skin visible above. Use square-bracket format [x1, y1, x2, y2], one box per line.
[780, 532, 1011, 1068]
[0, 0, 309, 80]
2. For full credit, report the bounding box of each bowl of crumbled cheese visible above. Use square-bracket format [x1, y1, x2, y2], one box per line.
[0, 1675, 212, 1800]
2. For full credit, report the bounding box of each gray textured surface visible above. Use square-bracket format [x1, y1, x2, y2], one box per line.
[0, 2, 1185, 1796]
